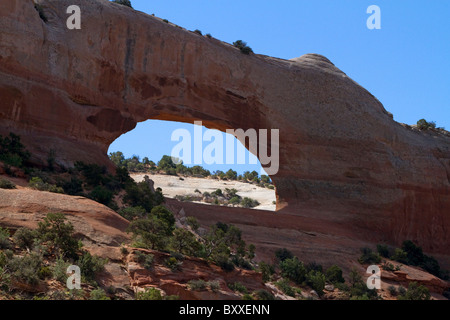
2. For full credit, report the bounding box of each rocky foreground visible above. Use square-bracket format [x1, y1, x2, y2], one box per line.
[0, 177, 448, 300]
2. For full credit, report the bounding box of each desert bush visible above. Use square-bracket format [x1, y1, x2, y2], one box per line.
[188, 279, 207, 291]
[118, 206, 146, 221]
[258, 261, 275, 283]
[0, 178, 16, 189]
[305, 270, 326, 296]
[208, 280, 220, 292]
[136, 287, 163, 300]
[240, 197, 260, 208]
[0, 227, 12, 249]
[13, 227, 37, 250]
[254, 289, 275, 300]
[417, 119, 436, 130]
[186, 216, 200, 231]
[135, 251, 154, 270]
[376, 244, 391, 258]
[90, 288, 111, 300]
[0, 133, 31, 168]
[78, 251, 108, 282]
[29, 177, 64, 193]
[358, 247, 381, 264]
[388, 285, 398, 296]
[170, 228, 202, 257]
[52, 256, 70, 283]
[275, 248, 294, 262]
[193, 29, 202, 35]
[164, 256, 183, 272]
[37, 212, 79, 259]
[112, 0, 133, 8]
[276, 278, 296, 297]
[127, 216, 171, 250]
[233, 40, 253, 55]
[325, 265, 345, 284]
[88, 185, 113, 206]
[227, 282, 248, 294]
[398, 282, 431, 300]
[280, 257, 307, 285]
[8, 252, 43, 285]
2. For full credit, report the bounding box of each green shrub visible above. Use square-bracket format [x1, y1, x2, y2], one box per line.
[0, 227, 12, 249]
[417, 119, 436, 130]
[88, 186, 113, 206]
[8, 252, 43, 285]
[90, 289, 111, 300]
[186, 216, 200, 231]
[358, 247, 381, 264]
[276, 278, 296, 297]
[29, 177, 64, 193]
[280, 257, 306, 285]
[118, 206, 146, 221]
[258, 261, 275, 283]
[240, 197, 260, 208]
[208, 280, 220, 292]
[164, 256, 182, 272]
[275, 248, 294, 262]
[388, 285, 397, 296]
[37, 212, 79, 259]
[13, 227, 37, 250]
[306, 270, 326, 296]
[112, 0, 133, 8]
[233, 40, 253, 55]
[52, 256, 70, 283]
[398, 282, 431, 300]
[254, 289, 275, 300]
[61, 177, 83, 195]
[78, 251, 108, 282]
[193, 29, 202, 35]
[136, 288, 163, 300]
[127, 216, 171, 250]
[227, 282, 248, 294]
[135, 251, 154, 270]
[0, 133, 31, 168]
[376, 244, 391, 258]
[188, 279, 207, 291]
[0, 178, 16, 189]
[162, 19, 169, 23]
[170, 228, 202, 257]
[325, 265, 345, 284]
[391, 248, 408, 264]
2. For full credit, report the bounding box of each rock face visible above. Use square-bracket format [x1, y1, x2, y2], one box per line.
[0, 0, 449, 254]
[0, 188, 129, 246]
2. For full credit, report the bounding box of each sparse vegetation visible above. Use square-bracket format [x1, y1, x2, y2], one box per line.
[0, 178, 16, 189]
[233, 40, 253, 55]
[416, 119, 437, 130]
[111, 0, 133, 8]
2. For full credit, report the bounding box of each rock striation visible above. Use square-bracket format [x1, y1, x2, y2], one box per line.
[0, 0, 449, 254]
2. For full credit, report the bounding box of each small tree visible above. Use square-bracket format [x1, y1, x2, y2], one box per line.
[112, 0, 133, 8]
[279, 257, 307, 285]
[37, 213, 79, 259]
[416, 119, 436, 130]
[233, 40, 253, 55]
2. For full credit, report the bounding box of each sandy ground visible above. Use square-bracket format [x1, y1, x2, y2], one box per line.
[131, 173, 276, 211]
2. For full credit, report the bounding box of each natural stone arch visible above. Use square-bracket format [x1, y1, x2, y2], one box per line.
[0, 0, 449, 253]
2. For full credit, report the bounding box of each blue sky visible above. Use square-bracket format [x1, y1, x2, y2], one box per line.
[108, 0, 450, 174]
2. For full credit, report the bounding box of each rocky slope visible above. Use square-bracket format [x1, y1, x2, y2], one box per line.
[0, 176, 448, 299]
[0, 0, 448, 257]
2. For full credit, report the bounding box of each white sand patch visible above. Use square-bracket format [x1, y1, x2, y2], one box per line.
[131, 173, 276, 211]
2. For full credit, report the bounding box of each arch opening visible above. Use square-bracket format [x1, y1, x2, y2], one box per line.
[108, 119, 277, 211]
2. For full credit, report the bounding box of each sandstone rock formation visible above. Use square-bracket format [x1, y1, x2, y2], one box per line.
[0, 0, 449, 255]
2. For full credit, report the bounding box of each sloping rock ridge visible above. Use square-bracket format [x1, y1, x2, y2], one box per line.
[0, 0, 449, 254]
